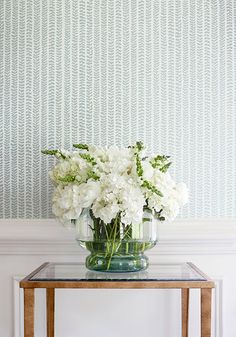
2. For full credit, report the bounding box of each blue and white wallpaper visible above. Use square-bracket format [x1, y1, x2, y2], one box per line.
[0, 0, 235, 218]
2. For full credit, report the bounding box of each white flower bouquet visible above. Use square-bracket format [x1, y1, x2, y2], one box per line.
[42, 141, 188, 272]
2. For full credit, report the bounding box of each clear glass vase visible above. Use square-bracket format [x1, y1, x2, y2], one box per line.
[75, 208, 158, 273]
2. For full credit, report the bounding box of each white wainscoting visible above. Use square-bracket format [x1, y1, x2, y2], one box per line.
[0, 218, 236, 337]
[1, 218, 236, 255]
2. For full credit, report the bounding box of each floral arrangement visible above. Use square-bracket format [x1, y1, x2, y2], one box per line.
[42, 141, 188, 225]
[42, 142, 188, 271]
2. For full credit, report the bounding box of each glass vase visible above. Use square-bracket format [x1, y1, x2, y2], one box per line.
[75, 208, 158, 273]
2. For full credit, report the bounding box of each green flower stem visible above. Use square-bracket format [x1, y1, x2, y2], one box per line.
[105, 221, 135, 269]
[103, 233, 110, 259]
[89, 211, 154, 271]
[106, 216, 119, 270]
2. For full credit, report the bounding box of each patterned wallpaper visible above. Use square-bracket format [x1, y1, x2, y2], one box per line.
[0, 0, 235, 218]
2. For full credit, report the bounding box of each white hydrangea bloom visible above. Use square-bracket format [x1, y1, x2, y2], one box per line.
[147, 193, 162, 213]
[94, 146, 133, 175]
[151, 170, 175, 195]
[92, 201, 120, 224]
[77, 180, 101, 208]
[143, 169, 188, 221]
[49, 155, 89, 185]
[52, 185, 82, 221]
[160, 196, 180, 221]
[49, 160, 72, 184]
[119, 186, 145, 225]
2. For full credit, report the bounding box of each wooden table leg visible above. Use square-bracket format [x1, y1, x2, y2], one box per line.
[182, 288, 189, 337]
[47, 288, 55, 337]
[201, 288, 212, 337]
[24, 289, 34, 337]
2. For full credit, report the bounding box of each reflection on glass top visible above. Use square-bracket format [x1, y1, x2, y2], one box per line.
[30, 263, 207, 282]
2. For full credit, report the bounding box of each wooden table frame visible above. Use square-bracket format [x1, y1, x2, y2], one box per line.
[20, 262, 215, 337]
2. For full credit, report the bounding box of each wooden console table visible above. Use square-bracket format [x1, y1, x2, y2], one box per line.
[20, 262, 215, 337]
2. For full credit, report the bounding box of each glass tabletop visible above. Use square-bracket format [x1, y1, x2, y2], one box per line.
[29, 263, 207, 282]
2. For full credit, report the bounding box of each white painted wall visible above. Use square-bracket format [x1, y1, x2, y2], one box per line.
[1, 219, 236, 337]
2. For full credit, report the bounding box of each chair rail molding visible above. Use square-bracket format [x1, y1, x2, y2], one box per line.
[1, 218, 236, 255]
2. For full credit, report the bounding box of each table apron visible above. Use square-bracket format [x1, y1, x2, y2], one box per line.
[20, 280, 215, 289]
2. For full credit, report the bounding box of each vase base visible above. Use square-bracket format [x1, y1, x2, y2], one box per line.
[86, 254, 149, 273]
